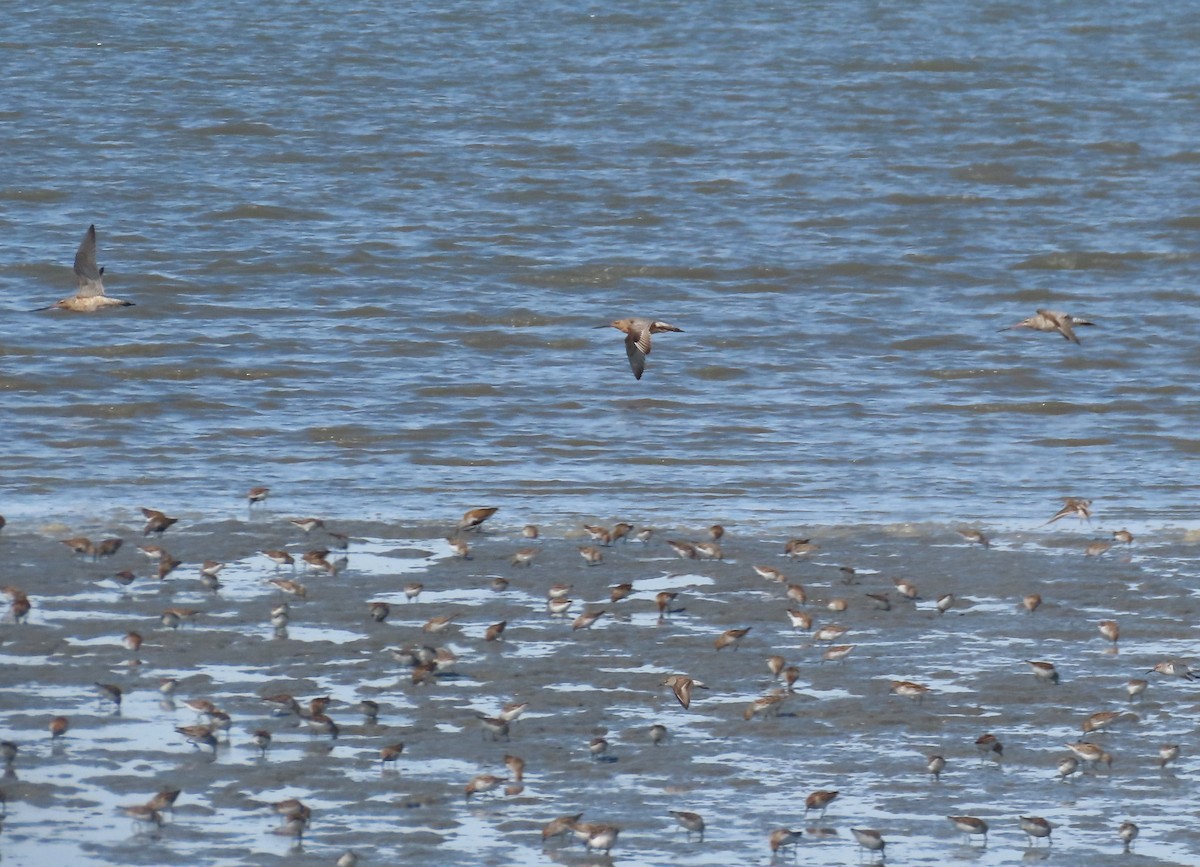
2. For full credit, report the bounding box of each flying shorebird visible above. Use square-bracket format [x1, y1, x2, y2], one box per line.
[1044, 496, 1092, 525]
[141, 508, 178, 537]
[661, 674, 707, 710]
[601, 318, 683, 380]
[457, 507, 498, 532]
[1000, 309, 1095, 344]
[40, 225, 134, 312]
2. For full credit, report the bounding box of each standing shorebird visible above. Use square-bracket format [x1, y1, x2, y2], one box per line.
[40, 225, 135, 312]
[1000, 309, 1095, 344]
[668, 810, 705, 841]
[602, 318, 683, 380]
[1026, 660, 1060, 685]
[1057, 755, 1079, 781]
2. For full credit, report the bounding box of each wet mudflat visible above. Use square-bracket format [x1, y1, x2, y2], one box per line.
[1, 513, 1196, 865]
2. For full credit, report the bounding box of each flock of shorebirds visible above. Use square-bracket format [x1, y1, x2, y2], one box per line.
[2, 487, 1191, 864]
[11, 225, 1181, 863]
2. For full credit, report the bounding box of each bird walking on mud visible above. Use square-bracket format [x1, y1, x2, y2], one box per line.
[601, 318, 684, 380]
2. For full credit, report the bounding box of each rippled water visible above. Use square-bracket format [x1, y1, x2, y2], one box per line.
[2, 0, 1199, 864]
[3, 0, 1199, 530]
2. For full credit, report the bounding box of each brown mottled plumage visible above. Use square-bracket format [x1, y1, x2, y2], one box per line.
[1000, 309, 1094, 344]
[603, 318, 684, 380]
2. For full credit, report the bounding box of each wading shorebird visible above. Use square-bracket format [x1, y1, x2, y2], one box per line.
[851, 828, 887, 862]
[668, 810, 705, 841]
[975, 732, 1003, 763]
[958, 528, 991, 548]
[947, 815, 989, 845]
[601, 318, 684, 380]
[1065, 741, 1111, 769]
[578, 823, 620, 855]
[464, 773, 507, 801]
[1018, 816, 1053, 847]
[542, 813, 584, 846]
[769, 828, 802, 856]
[804, 790, 839, 818]
[927, 754, 946, 780]
[40, 225, 134, 312]
[1000, 309, 1095, 344]
[1026, 660, 1060, 685]
[782, 607, 811, 629]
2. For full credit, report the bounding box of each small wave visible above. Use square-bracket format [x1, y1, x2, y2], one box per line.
[895, 58, 981, 73]
[950, 162, 1038, 185]
[885, 193, 988, 206]
[1013, 250, 1199, 270]
[205, 203, 332, 221]
[691, 365, 744, 381]
[0, 187, 68, 203]
[1012, 251, 1129, 270]
[189, 121, 282, 136]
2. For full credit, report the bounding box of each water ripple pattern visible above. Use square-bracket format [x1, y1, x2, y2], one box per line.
[1, 0, 1199, 863]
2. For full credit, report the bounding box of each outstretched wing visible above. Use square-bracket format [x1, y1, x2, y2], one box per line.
[624, 328, 652, 380]
[1036, 309, 1079, 344]
[1050, 312, 1080, 344]
[73, 225, 107, 298]
[673, 679, 691, 709]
